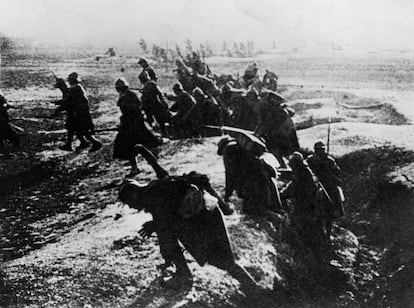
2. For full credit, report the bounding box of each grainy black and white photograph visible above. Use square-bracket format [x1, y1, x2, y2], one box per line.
[1, 0, 414, 307]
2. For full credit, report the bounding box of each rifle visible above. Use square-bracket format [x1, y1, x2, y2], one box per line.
[204, 125, 266, 155]
[327, 116, 331, 155]
[11, 117, 43, 123]
[129, 87, 143, 92]
[94, 127, 119, 133]
[38, 127, 118, 135]
[10, 123, 24, 133]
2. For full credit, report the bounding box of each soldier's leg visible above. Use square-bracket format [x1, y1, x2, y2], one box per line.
[60, 130, 74, 151]
[126, 156, 140, 177]
[155, 114, 168, 136]
[84, 132, 102, 152]
[7, 126, 20, 148]
[156, 222, 192, 279]
[135, 145, 168, 179]
[77, 133, 89, 147]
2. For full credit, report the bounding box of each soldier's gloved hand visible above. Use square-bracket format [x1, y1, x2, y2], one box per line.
[138, 221, 156, 239]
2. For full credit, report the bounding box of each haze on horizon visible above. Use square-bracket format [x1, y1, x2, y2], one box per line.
[0, 0, 413, 52]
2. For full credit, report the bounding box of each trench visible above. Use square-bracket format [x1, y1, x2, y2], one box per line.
[263, 146, 414, 307]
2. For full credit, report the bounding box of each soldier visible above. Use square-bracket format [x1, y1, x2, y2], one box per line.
[218, 134, 282, 216]
[262, 70, 278, 91]
[0, 94, 20, 151]
[255, 90, 299, 167]
[167, 82, 196, 138]
[139, 72, 171, 136]
[193, 72, 220, 98]
[223, 86, 259, 131]
[51, 72, 102, 152]
[51, 76, 80, 152]
[119, 171, 256, 289]
[281, 152, 327, 247]
[138, 58, 157, 82]
[306, 140, 345, 236]
[174, 59, 193, 91]
[185, 51, 211, 76]
[241, 62, 261, 89]
[187, 87, 223, 137]
[113, 78, 163, 177]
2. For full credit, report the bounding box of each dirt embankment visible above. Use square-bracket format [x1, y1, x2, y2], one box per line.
[338, 147, 414, 307]
[1, 57, 414, 307]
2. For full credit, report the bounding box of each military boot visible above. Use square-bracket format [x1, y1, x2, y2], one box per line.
[89, 141, 102, 153]
[59, 143, 73, 151]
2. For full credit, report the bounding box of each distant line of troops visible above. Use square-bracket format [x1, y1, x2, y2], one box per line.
[0, 56, 345, 289]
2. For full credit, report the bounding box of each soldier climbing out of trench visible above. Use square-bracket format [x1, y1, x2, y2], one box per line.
[113, 78, 164, 178]
[306, 140, 345, 238]
[118, 162, 257, 291]
[138, 58, 157, 82]
[50, 72, 102, 152]
[138, 71, 171, 137]
[280, 152, 330, 249]
[187, 87, 223, 137]
[0, 93, 20, 152]
[166, 82, 196, 138]
[217, 129, 282, 216]
[255, 90, 299, 167]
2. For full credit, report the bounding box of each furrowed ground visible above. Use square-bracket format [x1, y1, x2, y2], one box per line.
[1, 49, 414, 307]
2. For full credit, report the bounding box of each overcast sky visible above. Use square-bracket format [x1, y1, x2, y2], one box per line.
[0, 0, 413, 51]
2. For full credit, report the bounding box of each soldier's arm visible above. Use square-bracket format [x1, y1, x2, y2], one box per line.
[280, 181, 296, 200]
[169, 101, 179, 112]
[156, 86, 167, 103]
[148, 69, 157, 81]
[328, 157, 341, 176]
[166, 94, 178, 102]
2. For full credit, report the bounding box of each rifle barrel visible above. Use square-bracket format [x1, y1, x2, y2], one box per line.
[9, 123, 24, 133]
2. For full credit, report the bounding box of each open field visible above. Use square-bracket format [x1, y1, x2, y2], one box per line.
[1, 49, 414, 307]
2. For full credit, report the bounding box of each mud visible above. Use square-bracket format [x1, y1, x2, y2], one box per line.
[1, 51, 414, 307]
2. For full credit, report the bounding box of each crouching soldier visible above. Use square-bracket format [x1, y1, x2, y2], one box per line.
[255, 90, 299, 167]
[139, 71, 171, 136]
[166, 82, 196, 138]
[0, 94, 20, 151]
[118, 171, 257, 289]
[306, 140, 345, 237]
[217, 131, 282, 216]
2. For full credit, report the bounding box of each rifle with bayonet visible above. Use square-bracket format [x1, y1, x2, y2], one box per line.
[38, 127, 119, 135]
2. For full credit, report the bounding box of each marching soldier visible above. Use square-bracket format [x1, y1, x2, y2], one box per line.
[51, 72, 102, 152]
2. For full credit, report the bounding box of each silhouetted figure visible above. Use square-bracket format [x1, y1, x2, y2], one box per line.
[139, 72, 171, 136]
[51, 72, 102, 152]
[119, 170, 256, 289]
[0, 94, 20, 151]
[113, 78, 163, 177]
[306, 140, 345, 237]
